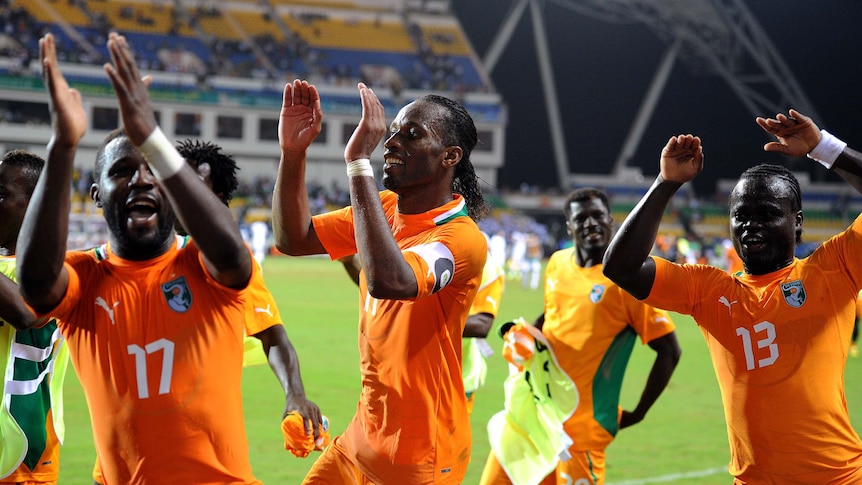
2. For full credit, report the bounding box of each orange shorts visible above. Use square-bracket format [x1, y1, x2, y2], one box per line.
[302, 436, 376, 485]
[478, 448, 606, 485]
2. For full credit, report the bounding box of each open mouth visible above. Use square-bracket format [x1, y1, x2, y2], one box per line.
[383, 155, 404, 170]
[740, 234, 765, 252]
[126, 200, 157, 225]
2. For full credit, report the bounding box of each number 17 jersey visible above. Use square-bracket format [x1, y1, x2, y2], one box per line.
[41, 236, 259, 485]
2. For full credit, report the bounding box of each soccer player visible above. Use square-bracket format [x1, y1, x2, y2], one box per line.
[479, 188, 681, 485]
[338, 251, 505, 415]
[18, 32, 259, 483]
[602, 110, 862, 482]
[174, 139, 322, 424]
[89, 140, 324, 483]
[272, 80, 488, 484]
[0, 150, 71, 484]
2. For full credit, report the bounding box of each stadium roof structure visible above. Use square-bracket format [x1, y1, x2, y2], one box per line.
[479, 0, 820, 191]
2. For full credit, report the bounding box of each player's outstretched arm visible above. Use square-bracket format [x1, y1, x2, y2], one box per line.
[254, 325, 324, 436]
[17, 33, 82, 312]
[272, 79, 326, 256]
[346, 83, 417, 300]
[758, 109, 862, 196]
[603, 135, 703, 300]
[104, 33, 250, 288]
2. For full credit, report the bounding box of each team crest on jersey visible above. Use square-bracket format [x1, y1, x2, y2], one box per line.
[162, 276, 193, 313]
[590, 284, 605, 303]
[781, 280, 806, 308]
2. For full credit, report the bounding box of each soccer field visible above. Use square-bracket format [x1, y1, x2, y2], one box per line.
[57, 256, 862, 484]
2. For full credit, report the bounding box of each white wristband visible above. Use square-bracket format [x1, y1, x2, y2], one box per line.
[138, 127, 184, 180]
[346, 158, 374, 178]
[807, 129, 847, 169]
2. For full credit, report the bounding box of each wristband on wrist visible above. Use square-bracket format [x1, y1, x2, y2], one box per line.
[138, 126, 185, 180]
[807, 129, 846, 169]
[346, 158, 374, 178]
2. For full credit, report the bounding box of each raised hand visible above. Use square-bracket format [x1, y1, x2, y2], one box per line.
[279, 79, 322, 157]
[40, 33, 86, 149]
[344, 83, 386, 163]
[103, 32, 157, 146]
[659, 134, 703, 184]
[755, 108, 821, 157]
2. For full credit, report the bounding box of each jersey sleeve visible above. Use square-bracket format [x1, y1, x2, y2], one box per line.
[243, 260, 283, 336]
[33, 252, 89, 320]
[470, 273, 504, 317]
[645, 256, 724, 316]
[312, 205, 357, 261]
[809, 213, 862, 290]
[622, 288, 676, 344]
[403, 219, 487, 300]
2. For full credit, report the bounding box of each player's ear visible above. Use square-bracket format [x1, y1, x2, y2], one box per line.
[90, 183, 102, 208]
[441, 146, 463, 168]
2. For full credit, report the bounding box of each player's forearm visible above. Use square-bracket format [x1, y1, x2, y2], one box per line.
[831, 146, 862, 196]
[271, 153, 318, 256]
[17, 144, 73, 308]
[260, 327, 309, 404]
[603, 176, 681, 299]
[463, 313, 494, 338]
[350, 176, 417, 299]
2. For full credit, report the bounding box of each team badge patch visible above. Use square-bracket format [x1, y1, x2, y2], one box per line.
[590, 284, 605, 303]
[162, 276, 193, 313]
[432, 258, 455, 293]
[780, 280, 806, 308]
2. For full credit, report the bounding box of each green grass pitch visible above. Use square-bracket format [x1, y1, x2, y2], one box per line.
[56, 256, 862, 484]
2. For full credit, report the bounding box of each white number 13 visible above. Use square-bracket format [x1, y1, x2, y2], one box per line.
[127, 338, 175, 399]
[735, 321, 779, 371]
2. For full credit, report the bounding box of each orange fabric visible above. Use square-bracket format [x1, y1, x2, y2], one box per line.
[543, 249, 674, 453]
[302, 436, 376, 485]
[646, 216, 862, 482]
[281, 413, 332, 458]
[501, 321, 535, 370]
[243, 259, 282, 337]
[470, 267, 504, 317]
[312, 191, 486, 485]
[465, 392, 475, 415]
[43, 238, 259, 485]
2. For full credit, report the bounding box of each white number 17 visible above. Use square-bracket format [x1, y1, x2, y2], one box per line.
[127, 338, 175, 399]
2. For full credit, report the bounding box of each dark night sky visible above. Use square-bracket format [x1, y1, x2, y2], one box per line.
[451, 0, 862, 197]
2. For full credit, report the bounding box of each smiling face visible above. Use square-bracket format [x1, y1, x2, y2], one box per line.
[90, 136, 176, 260]
[567, 195, 613, 267]
[381, 100, 453, 195]
[729, 176, 801, 275]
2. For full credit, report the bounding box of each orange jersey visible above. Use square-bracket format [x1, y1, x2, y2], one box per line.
[542, 248, 674, 452]
[243, 259, 282, 337]
[470, 260, 505, 317]
[312, 191, 487, 485]
[41, 236, 259, 485]
[646, 217, 862, 483]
